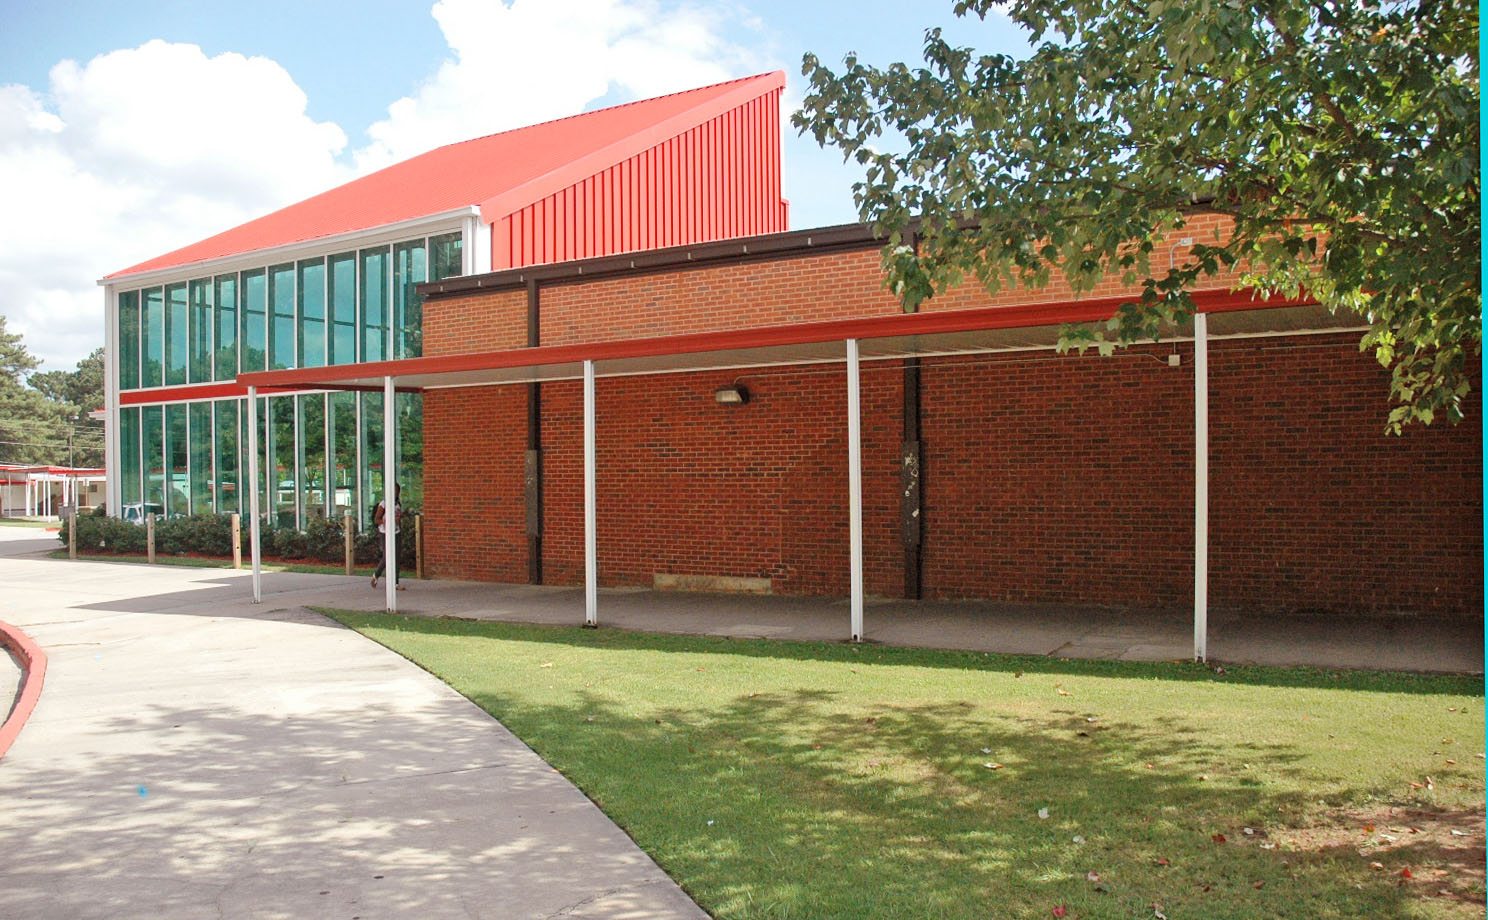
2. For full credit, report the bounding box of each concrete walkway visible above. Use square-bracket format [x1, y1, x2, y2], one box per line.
[0, 530, 707, 920]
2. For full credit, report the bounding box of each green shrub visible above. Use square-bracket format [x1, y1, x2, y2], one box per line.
[61, 506, 421, 567]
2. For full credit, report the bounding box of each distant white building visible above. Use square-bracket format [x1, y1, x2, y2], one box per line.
[0, 465, 107, 519]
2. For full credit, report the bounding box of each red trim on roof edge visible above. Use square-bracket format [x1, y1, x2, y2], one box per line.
[237, 290, 1313, 391]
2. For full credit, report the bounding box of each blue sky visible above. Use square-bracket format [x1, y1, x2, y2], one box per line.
[0, 0, 1032, 369]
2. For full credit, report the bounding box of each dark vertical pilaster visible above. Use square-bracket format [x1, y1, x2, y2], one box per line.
[526, 278, 543, 584]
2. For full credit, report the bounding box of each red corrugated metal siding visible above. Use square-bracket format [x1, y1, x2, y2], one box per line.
[493, 91, 788, 269]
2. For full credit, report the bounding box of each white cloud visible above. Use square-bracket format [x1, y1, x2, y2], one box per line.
[0, 41, 349, 372]
[0, 3, 772, 372]
[354, 0, 770, 171]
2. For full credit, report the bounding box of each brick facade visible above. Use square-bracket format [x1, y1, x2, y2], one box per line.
[419, 238, 1483, 617]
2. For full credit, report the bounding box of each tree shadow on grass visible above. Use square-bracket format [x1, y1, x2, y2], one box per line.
[453, 683, 1481, 920]
[338, 612, 1485, 919]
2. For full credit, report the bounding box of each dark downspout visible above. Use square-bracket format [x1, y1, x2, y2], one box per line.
[525, 278, 543, 584]
[901, 228, 924, 600]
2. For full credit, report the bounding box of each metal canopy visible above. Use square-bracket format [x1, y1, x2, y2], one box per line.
[240, 292, 1364, 655]
[238, 298, 1362, 395]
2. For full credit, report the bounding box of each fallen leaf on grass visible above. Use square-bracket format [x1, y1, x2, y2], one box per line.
[1370, 862, 1385, 870]
[538, 662, 554, 668]
[1361, 823, 1376, 833]
[1153, 857, 1170, 866]
[1057, 688, 1071, 696]
[1086, 871, 1101, 883]
[1051, 906, 1067, 918]
[984, 762, 1004, 770]
[1243, 827, 1256, 836]
[1253, 881, 1265, 889]
[1400, 867, 1413, 880]
[1212, 833, 1227, 844]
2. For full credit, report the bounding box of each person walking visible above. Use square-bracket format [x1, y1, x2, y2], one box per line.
[371, 483, 403, 590]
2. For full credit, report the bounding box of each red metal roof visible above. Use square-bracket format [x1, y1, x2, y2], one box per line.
[105, 72, 786, 281]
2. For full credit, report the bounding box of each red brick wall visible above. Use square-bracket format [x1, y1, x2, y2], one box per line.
[419, 235, 1482, 617]
[536, 367, 903, 595]
[1209, 334, 1483, 614]
[422, 385, 529, 582]
[423, 288, 527, 355]
[919, 345, 1197, 605]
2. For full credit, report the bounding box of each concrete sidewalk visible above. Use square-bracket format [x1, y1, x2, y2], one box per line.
[0, 533, 708, 920]
[158, 561, 1482, 675]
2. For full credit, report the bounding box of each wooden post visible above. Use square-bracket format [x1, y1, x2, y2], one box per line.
[231, 513, 242, 569]
[415, 513, 424, 579]
[68, 509, 77, 560]
[344, 511, 354, 576]
[146, 512, 156, 564]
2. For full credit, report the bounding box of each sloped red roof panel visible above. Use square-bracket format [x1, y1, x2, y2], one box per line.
[105, 72, 786, 280]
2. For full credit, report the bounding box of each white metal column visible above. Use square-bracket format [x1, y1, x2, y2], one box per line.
[1194, 312, 1209, 662]
[583, 359, 598, 627]
[247, 388, 262, 604]
[384, 376, 398, 613]
[846, 338, 864, 642]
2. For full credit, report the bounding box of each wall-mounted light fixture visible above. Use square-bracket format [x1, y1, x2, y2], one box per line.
[714, 384, 750, 406]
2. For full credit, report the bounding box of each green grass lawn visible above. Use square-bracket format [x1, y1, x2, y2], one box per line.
[324, 611, 1485, 920]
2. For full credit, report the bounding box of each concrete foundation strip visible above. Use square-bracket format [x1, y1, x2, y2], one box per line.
[0, 620, 46, 761]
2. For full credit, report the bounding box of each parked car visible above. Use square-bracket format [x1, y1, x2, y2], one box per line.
[120, 503, 165, 524]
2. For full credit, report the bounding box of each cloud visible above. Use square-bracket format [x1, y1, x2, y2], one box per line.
[354, 0, 770, 171]
[0, 2, 772, 372]
[0, 40, 349, 372]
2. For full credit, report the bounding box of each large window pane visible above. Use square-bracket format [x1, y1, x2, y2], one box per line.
[241, 269, 267, 373]
[142, 287, 164, 388]
[328, 252, 357, 365]
[299, 394, 327, 521]
[359, 247, 389, 363]
[143, 405, 164, 507]
[165, 282, 188, 386]
[298, 259, 326, 369]
[269, 397, 297, 528]
[359, 391, 384, 531]
[164, 404, 188, 516]
[215, 400, 239, 514]
[248, 397, 269, 523]
[393, 240, 426, 359]
[269, 263, 296, 371]
[214, 274, 238, 381]
[188, 280, 213, 384]
[189, 402, 212, 514]
[329, 391, 358, 520]
[120, 406, 142, 506]
[430, 232, 462, 282]
[118, 291, 140, 391]
[396, 392, 423, 510]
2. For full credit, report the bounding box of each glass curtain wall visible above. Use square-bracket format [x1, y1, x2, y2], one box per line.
[269, 263, 296, 371]
[115, 229, 454, 525]
[214, 274, 238, 381]
[215, 400, 239, 514]
[298, 259, 326, 369]
[142, 405, 164, 507]
[328, 253, 357, 365]
[120, 407, 142, 506]
[142, 288, 164, 388]
[241, 269, 267, 372]
[299, 394, 327, 522]
[188, 281, 212, 384]
[164, 404, 188, 516]
[189, 402, 213, 514]
[119, 292, 140, 390]
[329, 391, 358, 519]
[165, 283, 188, 386]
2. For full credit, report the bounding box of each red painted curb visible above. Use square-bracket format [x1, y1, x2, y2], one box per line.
[0, 619, 46, 761]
